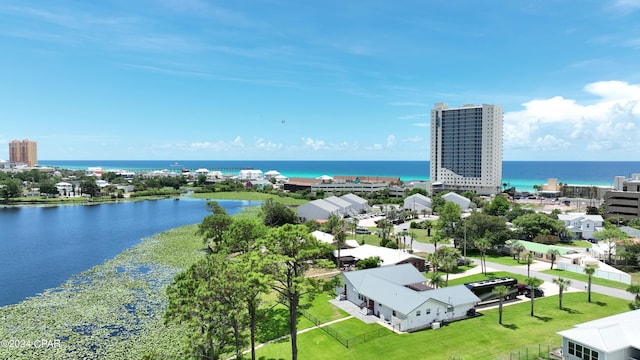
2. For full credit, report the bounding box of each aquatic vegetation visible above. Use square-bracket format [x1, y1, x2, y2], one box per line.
[0, 224, 205, 359]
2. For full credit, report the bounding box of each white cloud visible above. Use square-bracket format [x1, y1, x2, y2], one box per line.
[301, 137, 328, 151]
[386, 135, 396, 148]
[402, 136, 424, 143]
[398, 113, 428, 120]
[504, 80, 640, 157]
[412, 123, 428, 127]
[255, 138, 282, 151]
[614, 0, 640, 10]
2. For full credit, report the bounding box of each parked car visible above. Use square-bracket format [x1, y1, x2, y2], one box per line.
[355, 227, 371, 234]
[518, 283, 545, 298]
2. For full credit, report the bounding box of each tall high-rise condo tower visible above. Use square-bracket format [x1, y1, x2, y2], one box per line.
[430, 103, 503, 195]
[9, 139, 38, 167]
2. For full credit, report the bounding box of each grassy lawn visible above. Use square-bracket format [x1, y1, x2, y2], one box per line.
[555, 240, 592, 249]
[255, 292, 630, 360]
[541, 269, 630, 290]
[189, 191, 308, 205]
[303, 292, 349, 323]
[472, 254, 525, 267]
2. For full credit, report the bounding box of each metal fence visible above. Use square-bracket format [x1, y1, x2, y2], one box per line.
[299, 309, 394, 348]
[557, 262, 631, 284]
[496, 343, 563, 360]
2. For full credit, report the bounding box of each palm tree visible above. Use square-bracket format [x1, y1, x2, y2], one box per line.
[553, 277, 571, 310]
[429, 272, 445, 289]
[439, 249, 461, 287]
[584, 265, 596, 303]
[511, 243, 525, 262]
[547, 249, 560, 270]
[474, 238, 491, 275]
[327, 214, 347, 269]
[524, 252, 534, 277]
[626, 283, 640, 310]
[492, 285, 509, 325]
[525, 277, 543, 316]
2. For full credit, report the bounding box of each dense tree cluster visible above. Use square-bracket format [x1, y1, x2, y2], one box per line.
[164, 201, 332, 360]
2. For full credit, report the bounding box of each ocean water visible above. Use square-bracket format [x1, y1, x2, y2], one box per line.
[38, 160, 640, 193]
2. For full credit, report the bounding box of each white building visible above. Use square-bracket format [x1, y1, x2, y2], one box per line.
[324, 196, 355, 216]
[557, 213, 604, 239]
[334, 244, 428, 271]
[55, 182, 74, 196]
[557, 309, 640, 360]
[238, 169, 263, 180]
[442, 192, 472, 211]
[339, 193, 369, 213]
[296, 199, 343, 221]
[430, 103, 503, 195]
[337, 264, 479, 332]
[403, 193, 432, 213]
[311, 180, 389, 196]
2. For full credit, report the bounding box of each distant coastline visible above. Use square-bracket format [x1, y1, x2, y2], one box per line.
[38, 160, 640, 193]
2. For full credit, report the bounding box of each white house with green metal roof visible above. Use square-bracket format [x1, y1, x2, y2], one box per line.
[337, 264, 480, 332]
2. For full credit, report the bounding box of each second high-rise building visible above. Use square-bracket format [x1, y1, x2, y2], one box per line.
[430, 103, 503, 195]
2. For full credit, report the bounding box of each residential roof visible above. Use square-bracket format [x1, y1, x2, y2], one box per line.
[557, 213, 604, 223]
[620, 226, 640, 238]
[334, 244, 426, 266]
[557, 309, 640, 352]
[311, 230, 334, 244]
[512, 240, 577, 255]
[343, 264, 480, 315]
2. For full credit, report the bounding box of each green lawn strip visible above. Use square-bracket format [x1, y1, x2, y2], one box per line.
[189, 191, 308, 205]
[554, 240, 592, 249]
[256, 293, 629, 360]
[469, 254, 526, 267]
[541, 269, 629, 290]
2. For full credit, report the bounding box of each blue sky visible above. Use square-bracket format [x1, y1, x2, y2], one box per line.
[1, 0, 640, 161]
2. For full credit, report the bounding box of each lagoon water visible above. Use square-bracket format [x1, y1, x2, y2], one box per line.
[0, 198, 260, 307]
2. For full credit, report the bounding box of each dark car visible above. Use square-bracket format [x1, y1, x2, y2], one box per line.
[518, 283, 545, 298]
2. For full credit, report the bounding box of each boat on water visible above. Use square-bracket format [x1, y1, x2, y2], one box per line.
[170, 162, 181, 167]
